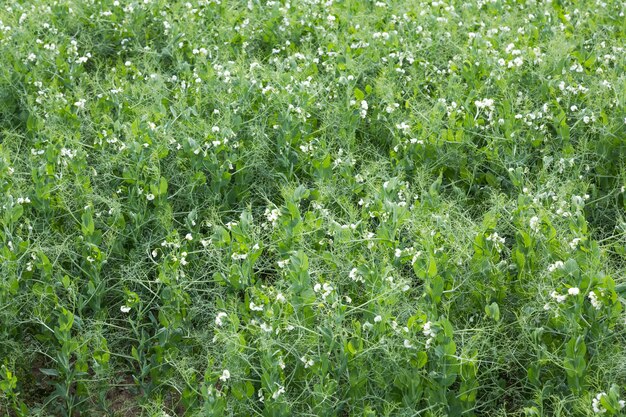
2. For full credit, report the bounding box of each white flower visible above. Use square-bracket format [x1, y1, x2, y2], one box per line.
[219, 369, 230, 382]
[264, 207, 281, 226]
[120, 305, 131, 313]
[568, 287, 580, 296]
[349, 268, 364, 283]
[300, 356, 314, 368]
[422, 321, 436, 338]
[592, 392, 607, 414]
[588, 291, 602, 310]
[374, 315, 382, 323]
[146, 193, 155, 201]
[550, 291, 567, 303]
[215, 312, 228, 326]
[475, 98, 495, 110]
[249, 301, 264, 311]
[425, 337, 434, 349]
[403, 339, 413, 348]
[569, 237, 582, 250]
[360, 100, 368, 118]
[185, 233, 193, 241]
[272, 385, 286, 400]
[547, 261, 564, 272]
[395, 122, 411, 134]
[529, 216, 540, 233]
[276, 293, 286, 303]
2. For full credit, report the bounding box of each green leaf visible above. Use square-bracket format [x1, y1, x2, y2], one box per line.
[427, 255, 438, 278]
[415, 351, 427, 368]
[39, 368, 60, 377]
[293, 185, 310, 201]
[159, 176, 168, 195]
[354, 88, 365, 101]
[11, 204, 23, 223]
[485, 302, 500, 322]
[232, 382, 245, 400]
[429, 275, 444, 302]
[131, 346, 140, 362]
[81, 211, 95, 235]
[563, 259, 579, 277]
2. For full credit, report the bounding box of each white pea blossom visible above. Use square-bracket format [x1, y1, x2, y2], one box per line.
[349, 268, 364, 283]
[215, 312, 228, 326]
[300, 356, 314, 368]
[231, 252, 248, 260]
[272, 384, 286, 400]
[120, 305, 131, 313]
[249, 301, 264, 311]
[588, 291, 602, 310]
[529, 216, 540, 233]
[550, 291, 567, 303]
[264, 207, 280, 227]
[219, 369, 230, 382]
[568, 287, 580, 296]
[547, 261, 563, 272]
[360, 100, 368, 118]
[569, 237, 582, 250]
[422, 321, 436, 338]
[592, 392, 607, 414]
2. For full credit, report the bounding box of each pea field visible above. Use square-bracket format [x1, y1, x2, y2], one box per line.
[1, 0, 626, 416]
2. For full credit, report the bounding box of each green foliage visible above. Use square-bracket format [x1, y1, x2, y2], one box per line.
[0, 0, 625, 416]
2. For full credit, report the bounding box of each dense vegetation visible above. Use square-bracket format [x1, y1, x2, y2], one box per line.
[1, 0, 626, 415]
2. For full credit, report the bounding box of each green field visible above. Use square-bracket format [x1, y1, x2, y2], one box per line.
[1, 0, 626, 415]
